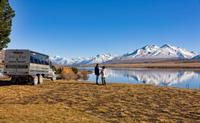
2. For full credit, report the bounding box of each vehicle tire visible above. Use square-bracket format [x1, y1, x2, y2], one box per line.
[33, 76, 38, 85]
[38, 75, 43, 84]
[11, 76, 16, 84]
[27, 76, 33, 85]
[51, 76, 56, 81]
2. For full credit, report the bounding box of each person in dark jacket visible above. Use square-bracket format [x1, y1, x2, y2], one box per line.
[94, 64, 100, 85]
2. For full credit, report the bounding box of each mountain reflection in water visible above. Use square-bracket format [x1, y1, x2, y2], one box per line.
[86, 68, 200, 89]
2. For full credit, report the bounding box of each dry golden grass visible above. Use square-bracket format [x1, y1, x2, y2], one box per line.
[0, 104, 104, 123]
[0, 79, 200, 122]
[0, 64, 3, 69]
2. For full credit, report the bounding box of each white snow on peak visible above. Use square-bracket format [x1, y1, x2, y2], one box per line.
[192, 54, 200, 60]
[51, 53, 114, 65]
[88, 54, 114, 64]
[50, 56, 69, 65]
[51, 44, 198, 65]
[123, 45, 160, 59]
[158, 44, 196, 59]
[117, 44, 196, 60]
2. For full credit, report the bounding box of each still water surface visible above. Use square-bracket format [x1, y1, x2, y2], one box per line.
[80, 67, 200, 89]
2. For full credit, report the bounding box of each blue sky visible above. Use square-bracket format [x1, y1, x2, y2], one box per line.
[9, 0, 200, 58]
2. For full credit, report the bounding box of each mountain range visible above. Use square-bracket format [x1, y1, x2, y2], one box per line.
[192, 54, 200, 60]
[51, 54, 114, 66]
[51, 44, 199, 66]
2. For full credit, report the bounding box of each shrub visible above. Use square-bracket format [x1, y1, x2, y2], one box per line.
[61, 67, 78, 80]
[51, 65, 56, 72]
[61, 73, 78, 80]
[55, 67, 63, 74]
[71, 67, 78, 74]
[77, 70, 89, 80]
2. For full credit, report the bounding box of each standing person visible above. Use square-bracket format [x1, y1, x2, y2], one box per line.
[101, 66, 106, 85]
[94, 64, 100, 85]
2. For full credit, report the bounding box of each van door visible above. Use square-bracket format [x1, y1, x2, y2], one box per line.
[5, 50, 29, 75]
[15, 51, 29, 73]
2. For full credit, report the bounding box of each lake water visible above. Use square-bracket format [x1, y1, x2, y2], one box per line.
[79, 67, 200, 89]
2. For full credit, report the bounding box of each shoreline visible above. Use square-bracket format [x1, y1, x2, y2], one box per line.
[82, 62, 200, 69]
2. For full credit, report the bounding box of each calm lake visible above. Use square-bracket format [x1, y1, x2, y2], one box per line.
[79, 67, 200, 89]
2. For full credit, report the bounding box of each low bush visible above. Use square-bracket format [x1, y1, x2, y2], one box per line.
[77, 70, 89, 80]
[71, 67, 78, 74]
[54, 67, 89, 81]
[55, 67, 63, 74]
[61, 73, 78, 80]
[61, 67, 78, 80]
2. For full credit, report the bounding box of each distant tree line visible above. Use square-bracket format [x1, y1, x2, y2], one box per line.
[0, 0, 15, 50]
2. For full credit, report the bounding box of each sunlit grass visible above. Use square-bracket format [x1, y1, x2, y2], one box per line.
[0, 79, 200, 122]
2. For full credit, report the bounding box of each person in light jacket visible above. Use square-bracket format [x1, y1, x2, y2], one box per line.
[100, 66, 106, 85]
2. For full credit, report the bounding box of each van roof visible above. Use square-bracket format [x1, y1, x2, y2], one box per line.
[6, 49, 49, 57]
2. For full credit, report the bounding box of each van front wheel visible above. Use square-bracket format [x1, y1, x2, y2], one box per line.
[51, 76, 56, 81]
[33, 76, 38, 85]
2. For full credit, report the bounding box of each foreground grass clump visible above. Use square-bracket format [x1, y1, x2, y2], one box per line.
[0, 79, 200, 122]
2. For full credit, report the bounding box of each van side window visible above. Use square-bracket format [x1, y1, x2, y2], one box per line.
[34, 58, 38, 64]
[30, 51, 50, 65]
[45, 60, 49, 65]
[30, 56, 34, 63]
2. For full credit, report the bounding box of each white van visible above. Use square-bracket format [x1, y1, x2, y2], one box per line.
[4, 49, 56, 85]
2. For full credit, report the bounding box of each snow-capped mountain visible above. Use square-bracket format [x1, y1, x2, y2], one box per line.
[156, 44, 196, 59]
[51, 44, 197, 65]
[113, 44, 196, 61]
[118, 45, 160, 60]
[51, 53, 114, 66]
[192, 54, 200, 60]
[86, 54, 114, 64]
[51, 56, 69, 65]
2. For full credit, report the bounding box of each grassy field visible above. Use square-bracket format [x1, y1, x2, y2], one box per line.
[0, 79, 200, 123]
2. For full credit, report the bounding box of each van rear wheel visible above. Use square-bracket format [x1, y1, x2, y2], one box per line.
[38, 75, 43, 84]
[11, 76, 17, 84]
